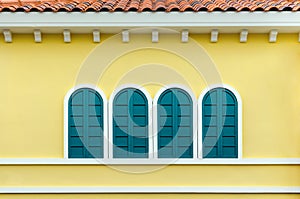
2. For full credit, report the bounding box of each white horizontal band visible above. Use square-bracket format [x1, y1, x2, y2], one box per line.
[0, 158, 299, 165]
[0, 186, 299, 193]
[1, 12, 300, 33]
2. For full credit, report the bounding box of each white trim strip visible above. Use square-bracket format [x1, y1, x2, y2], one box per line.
[1, 12, 300, 33]
[0, 186, 299, 193]
[0, 158, 299, 165]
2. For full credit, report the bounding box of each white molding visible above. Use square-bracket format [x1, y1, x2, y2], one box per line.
[152, 30, 159, 43]
[63, 29, 71, 43]
[33, 29, 42, 43]
[240, 29, 248, 43]
[0, 186, 299, 193]
[3, 29, 12, 42]
[64, 84, 108, 159]
[108, 84, 153, 159]
[211, 29, 218, 43]
[298, 32, 300, 42]
[92, 30, 100, 43]
[1, 12, 300, 34]
[269, 29, 278, 43]
[122, 30, 129, 43]
[153, 84, 198, 159]
[198, 84, 243, 159]
[0, 158, 299, 165]
[181, 30, 189, 43]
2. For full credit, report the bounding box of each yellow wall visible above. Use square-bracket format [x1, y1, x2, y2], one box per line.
[0, 33, 300, 194]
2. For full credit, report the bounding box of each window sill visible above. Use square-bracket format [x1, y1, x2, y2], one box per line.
[0, 158, 299, 165]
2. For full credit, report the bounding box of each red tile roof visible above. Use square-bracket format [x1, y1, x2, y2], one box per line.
[0, 0, 299, 12]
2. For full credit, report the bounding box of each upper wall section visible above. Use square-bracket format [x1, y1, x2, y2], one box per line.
[0, 33, 299, 159]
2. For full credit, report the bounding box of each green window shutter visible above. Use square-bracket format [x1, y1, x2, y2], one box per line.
[157, 88, 193, 158]
[113, 88, 148, 158]
[202, 88, 238, 158]
[68, 88, 104, 158]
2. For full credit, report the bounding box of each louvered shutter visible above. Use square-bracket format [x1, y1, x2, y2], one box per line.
[68, 88, 104, 158]
[113, 88, 148, 158]
[157, 88, 193, 158]
[202, 88, 238, 158]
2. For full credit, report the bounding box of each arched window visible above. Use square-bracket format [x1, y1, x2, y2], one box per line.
[67, 88, 104, 158]
[156, 88, 194, 158]
[202, 87, 239, 158]
[112, 87, 150, 158]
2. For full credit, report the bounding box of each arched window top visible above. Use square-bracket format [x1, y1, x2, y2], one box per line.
[154, 85, 196, 105]
[199, 84, 241, 107]
[109, 84, 152, 105]
[69, 88, 103, 105]
[158, 88, 193, 105]
[203, 87, 238, 106]
[113, 88, 148, 106]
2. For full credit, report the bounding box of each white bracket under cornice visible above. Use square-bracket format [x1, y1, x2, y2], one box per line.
[240, 30, 248, 43]
[181, 30, 189, 43]
[93, 30, 100, 43]
[211, 29, 218, 43]
[122, 30, 129, 43]
[33, 29, 42, 43]
[152, 30, 159, 43]
[63, 30, 71, 43]
[269, 30, 278, 43]
[3, 30, 12, 43]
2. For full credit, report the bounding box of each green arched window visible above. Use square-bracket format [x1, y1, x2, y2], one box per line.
[68, 88, 104, 158]
[113, 88, 149, 158]
[202, 88, 238, 158]
[157, 88, 193, 158]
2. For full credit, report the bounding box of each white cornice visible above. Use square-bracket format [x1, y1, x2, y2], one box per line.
[0, 158, 299, 165]
[0, 186, 299, 193]
[0, 12, 300, 33]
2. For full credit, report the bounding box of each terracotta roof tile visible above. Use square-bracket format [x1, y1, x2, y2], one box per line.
[0, 0, 299, 12]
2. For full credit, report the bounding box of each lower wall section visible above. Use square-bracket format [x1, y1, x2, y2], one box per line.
[1, 165, 299, 187]
[0, 194, 300, 199]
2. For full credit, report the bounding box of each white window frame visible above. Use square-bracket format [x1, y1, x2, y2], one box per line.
[108, 84, 153, 159]
[153, 84, 198, 160]
[198, 84, 242, 159]
[64, 84, 108, 159]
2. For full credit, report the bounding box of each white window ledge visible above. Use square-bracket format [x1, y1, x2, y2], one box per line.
[0, 158, 299, 165]
[0, 186, 299, 193]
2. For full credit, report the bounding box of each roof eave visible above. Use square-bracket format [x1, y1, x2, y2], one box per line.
[1, 12, 300, 33]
